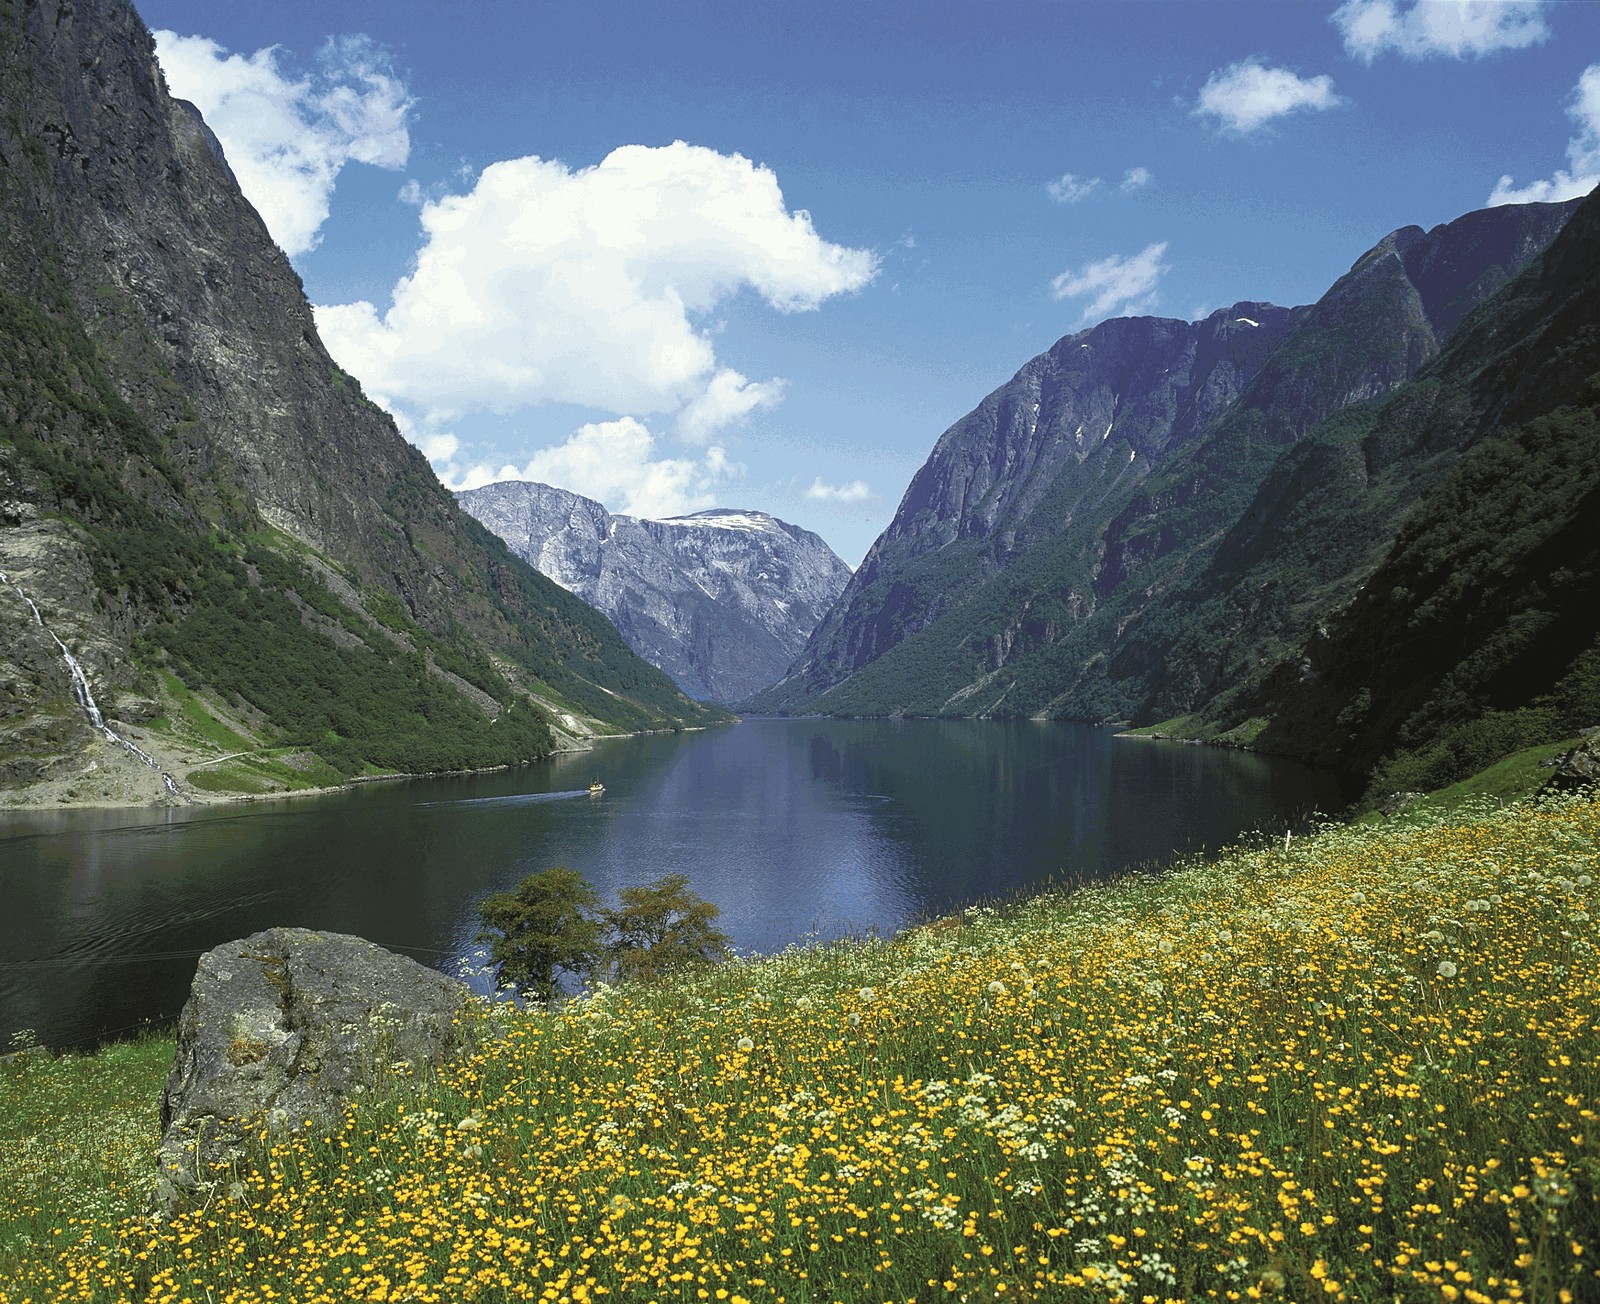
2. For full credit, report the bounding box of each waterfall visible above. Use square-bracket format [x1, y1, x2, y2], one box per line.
[2, 568, 183, 798]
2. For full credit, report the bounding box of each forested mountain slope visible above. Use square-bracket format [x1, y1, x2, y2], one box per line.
[753, 198, 1580, 740]
[0, 0, 721, 799]
[1246, 187, 1600, 799]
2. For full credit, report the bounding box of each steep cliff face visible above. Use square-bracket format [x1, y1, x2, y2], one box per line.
[0, 0, 720, 801]
[766, 303, 1303, 707]
[754, 197, 1580, 723]
[457, 481, 852, 704]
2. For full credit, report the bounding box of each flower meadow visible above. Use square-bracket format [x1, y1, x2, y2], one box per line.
[3, 795, 1597, 1304]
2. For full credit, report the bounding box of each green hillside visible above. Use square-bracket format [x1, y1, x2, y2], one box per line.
[1141, 188, 1600, 800]
[0, 0, 725, 794]
[758, 192, 1598, 803]
[4, 792, 1596, 1301]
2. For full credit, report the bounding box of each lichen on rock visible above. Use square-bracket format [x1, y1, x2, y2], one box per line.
[155, 927, 471, 1212]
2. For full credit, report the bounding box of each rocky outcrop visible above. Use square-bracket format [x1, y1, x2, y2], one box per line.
[752, 304, 1306, 712]
[1545, 730, 1600, 793]
[156, 928, 470, 1210]
[458, 482, 852, 704]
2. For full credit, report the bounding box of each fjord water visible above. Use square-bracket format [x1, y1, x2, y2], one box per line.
[0, 719, 1342, 1050]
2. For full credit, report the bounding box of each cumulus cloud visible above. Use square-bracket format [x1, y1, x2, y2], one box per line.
[1121, 167, 1154, 192]
[448, 418, 738, 519]
[1047, 173, 1101, 204]
[805, 477, 871, 503]
[1050, 242, 1171, 323]
[153, 31, 412, 256]
[676, 369, 786, 444]
[1194, 60, 1342, 134]
[1333, 0, 1549, 63]
[1489, 64, 1600, 205]
[418, 431, 459, 463]
[315, 142, 877, 438]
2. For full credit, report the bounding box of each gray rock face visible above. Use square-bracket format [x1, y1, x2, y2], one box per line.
[780, 303, 1302, 691]
[458, 482, 853, 704]
[877, 303, 1303, 564]
[1545, 729, 1600, 794]
[156, 928, 469, 1209]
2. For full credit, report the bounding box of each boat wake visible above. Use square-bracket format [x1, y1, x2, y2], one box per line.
[419, 790, 593, 809]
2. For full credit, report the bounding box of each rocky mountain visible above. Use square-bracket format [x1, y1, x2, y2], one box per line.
[753, 197, 1582, 740]
[756, 302, 1304, 709]
[0, 0, 723, 804]
[457, 481, 853, 704]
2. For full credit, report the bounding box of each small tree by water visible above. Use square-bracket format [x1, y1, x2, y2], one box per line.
[476, 867, 603, 1005]
[606, 872, 732, 984]
[478, 869, 731, 1001]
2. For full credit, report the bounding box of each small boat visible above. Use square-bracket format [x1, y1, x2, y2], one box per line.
[588, 778, 605, 797]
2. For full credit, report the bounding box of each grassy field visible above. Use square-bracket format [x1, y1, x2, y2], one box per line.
[1, 794, 1595, 1303]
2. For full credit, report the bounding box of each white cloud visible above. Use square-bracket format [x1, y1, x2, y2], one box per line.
[153, 31, 412, 257]
[805, 477, 871, 503]
[676, 368, 786, 443]
[419, 431, 459, 463]
[447, 418, 739, 519]
[1050, 242, 1171, 323]
[1120, 167, 1154, 192]
[1047, 173, 1101, 204]
[1489, 64, 1600, 205]
[1193, 60, 1343, 134]
[1333, 0, 1549, 63]
[315, 142, 877, 438]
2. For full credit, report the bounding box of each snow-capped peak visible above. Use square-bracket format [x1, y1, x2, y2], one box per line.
[649, 510, 778, 533]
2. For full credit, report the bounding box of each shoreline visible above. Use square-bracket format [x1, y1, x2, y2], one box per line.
[0, 736, 610, 816]
[0, 719, 723, 815]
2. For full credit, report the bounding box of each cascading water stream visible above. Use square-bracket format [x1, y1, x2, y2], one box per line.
[1, 568, 182, 798]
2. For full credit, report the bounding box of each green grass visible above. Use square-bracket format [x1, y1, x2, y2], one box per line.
[1119, 714, 1206, 739]
[0, 1032, 172, 1259]
[184, 765, 270, 794]
[155, 670, 256, 754]
[1117, 712, 1272, 749]
[2, 792, 1596, 1303]
[1212, 715, 1270, 748]
[1359, 736, 1582, 827]
[184, 749, 347, 795]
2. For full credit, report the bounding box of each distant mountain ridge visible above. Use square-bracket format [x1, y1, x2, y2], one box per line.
[458, 481, 852, 704]
[0, 0, 722, 801]
[752, 192, 1590, 797]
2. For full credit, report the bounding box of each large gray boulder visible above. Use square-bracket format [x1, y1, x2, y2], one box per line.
[1544, 728, 1600, 794]
[155, 928, 471, 1210]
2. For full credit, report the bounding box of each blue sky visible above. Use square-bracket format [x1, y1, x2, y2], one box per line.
[132, 0, 1600, 564]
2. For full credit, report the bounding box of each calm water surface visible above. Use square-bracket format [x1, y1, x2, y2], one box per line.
[0, 719, 1344, 1049]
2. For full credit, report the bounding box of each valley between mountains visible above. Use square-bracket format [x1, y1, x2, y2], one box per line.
[749, 191, 1600, 806]
[3, 4, 1600, 1300]
[2, 0, 1597, 814]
